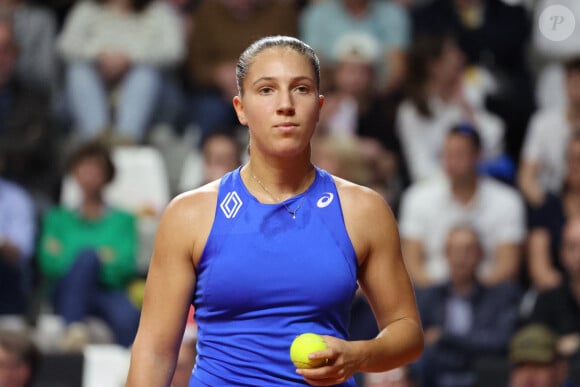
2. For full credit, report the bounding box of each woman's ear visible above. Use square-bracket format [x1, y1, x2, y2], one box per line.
[233, 95, 248, 126]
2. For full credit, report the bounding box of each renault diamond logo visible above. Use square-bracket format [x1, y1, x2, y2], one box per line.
[220, 191, 243, 218]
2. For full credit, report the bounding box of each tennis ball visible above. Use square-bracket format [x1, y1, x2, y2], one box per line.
[290, 333, 328, 369]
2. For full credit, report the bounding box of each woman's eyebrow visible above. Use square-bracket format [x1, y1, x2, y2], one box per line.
[252, 76, 314, 86]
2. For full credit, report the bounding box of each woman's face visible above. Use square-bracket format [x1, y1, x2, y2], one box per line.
[233, 47, 324, 158]
[72, 157, 109, 196]
[430, 40, 464, 86]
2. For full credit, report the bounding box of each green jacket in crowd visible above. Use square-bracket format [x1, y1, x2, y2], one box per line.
[38, 206, 137, 290]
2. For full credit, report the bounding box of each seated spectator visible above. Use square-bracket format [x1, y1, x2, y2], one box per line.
[312, 135, 402, 209]
[0, 329, 40, 387]
[179, 130, 244, 192]
[518, 57, 580, 206]
[0, 0, 57, 94]
[200, 131, 243, 185]
[399, 126, 525, 287]
[413, 225, 520, 387]
[0, 170, 35, 316]
[509, 324, 577, 387]
[57, 0, 184, 143]
[186, 0, 298, 143]
[300, 0, 410, 94]
[317, 32, 381, 139]
[412, 0, 534, 162]
[529, 216, 580, 360]
[37, 141, 140, 350]
[396, 34, 509, 183]
[526, 133, 580, 290]
[315, 32, 407, 196]
[0, 17, 59, 207]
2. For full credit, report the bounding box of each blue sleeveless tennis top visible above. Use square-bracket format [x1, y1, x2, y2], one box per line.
[190, 166, 358, 386]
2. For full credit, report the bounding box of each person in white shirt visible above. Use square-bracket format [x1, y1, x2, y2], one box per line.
[396, 34, 506, 183]
[57, 0, 184, 143]
[518, 56, 580, 206]
[399, 125, 525, 287]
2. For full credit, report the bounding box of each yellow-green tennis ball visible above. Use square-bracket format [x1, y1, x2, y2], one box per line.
[290, 333, 327, 369]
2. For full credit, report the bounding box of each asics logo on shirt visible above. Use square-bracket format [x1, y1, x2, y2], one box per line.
[220, 191, 243, 218]
[317, 192, 334, 208]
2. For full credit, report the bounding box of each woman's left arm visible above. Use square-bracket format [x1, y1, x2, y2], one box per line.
[299, 182, 423, 386]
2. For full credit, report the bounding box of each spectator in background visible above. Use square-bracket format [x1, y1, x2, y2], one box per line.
[311, 135, 402, 209]
[413, 225, 520, 387]
[529, 216, 580, 361]
[300, 0, 410, 94]
[200, 131, 242, 185]
[178, 130, 244, 192]
[0, 0, 57, 94]
[0, 329, 40, 387]
[526, 133, 580, 290]
[518, 57, 580, 207]
[57, 0, 184, 143]
[0, 163, 35, 316]
[509, 324, 577, 387]
[37, 141, 140, 350]
[186, 0, 298, 143]
[412, 0, 533, 162]
[317, 32, 381, 139]
[396, 34, 509, 184]
[315, 31, 407, 197]
[399, 126, 525, 288]
[0, 17, 59, 208]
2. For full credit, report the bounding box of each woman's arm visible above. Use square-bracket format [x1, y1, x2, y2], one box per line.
[298, 182, 424, 386]
[346, 185, 424, 372]
[126, 186, 217, 386]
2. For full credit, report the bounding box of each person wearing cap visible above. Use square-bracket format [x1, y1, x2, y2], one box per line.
[509, 324, 577, 387]
[299, 0, 410, 94]
[398, 125, 525, 288]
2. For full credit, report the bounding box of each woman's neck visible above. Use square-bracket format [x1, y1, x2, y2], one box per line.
[244, 154, 315, 201]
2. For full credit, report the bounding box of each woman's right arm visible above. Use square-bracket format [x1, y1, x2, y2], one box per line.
[126, 187, 216, 386]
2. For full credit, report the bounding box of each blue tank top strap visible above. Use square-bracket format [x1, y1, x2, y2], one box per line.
[306, 167, 358, 279]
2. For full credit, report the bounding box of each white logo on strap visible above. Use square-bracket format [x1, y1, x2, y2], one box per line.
[317, 192, 334, 208]
[220, 191, 243, 218]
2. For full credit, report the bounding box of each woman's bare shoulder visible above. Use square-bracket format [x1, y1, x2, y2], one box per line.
[332, 176, 387, 211]
[161, 180, 221, 224]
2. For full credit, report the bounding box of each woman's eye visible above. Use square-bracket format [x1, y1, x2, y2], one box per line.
[295, 85, 309, 93]
[258, 87, 273, 94]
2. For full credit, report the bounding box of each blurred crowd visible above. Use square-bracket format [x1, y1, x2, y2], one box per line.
[1, 0, 580, 386]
